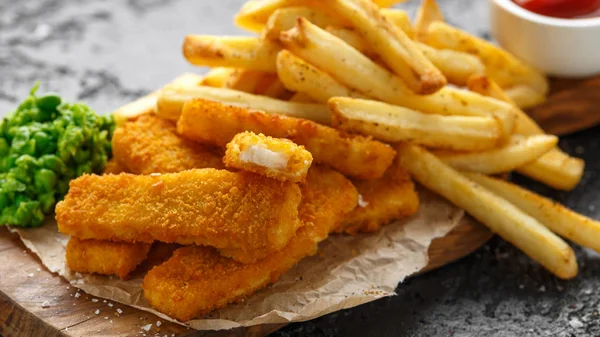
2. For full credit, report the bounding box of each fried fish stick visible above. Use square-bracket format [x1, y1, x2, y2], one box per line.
[143, 166, 358, 321]
[56, 169, 303, 263]
[102, 159, 127, 175]
[66, 237, 151, 279]
[112, 115, 224, 175]
[224, 131, 313, 182]
[339, 162, 419, 234]
[178, 99, 396, 180]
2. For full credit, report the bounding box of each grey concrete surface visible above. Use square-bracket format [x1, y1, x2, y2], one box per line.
[1, 1, 599, 336]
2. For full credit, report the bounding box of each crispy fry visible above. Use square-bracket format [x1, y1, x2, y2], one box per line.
[504, 85, 546, 110]
[178, 99, 395, 179]
[425, 21, 549, 95]
[56, 169, 303, 264]
[467, 74, 584, 190]
[276, 50, 366, 103]
[339, 161, 419, 234]
[372, 0, 407, 7]
[380, 9, 414, 38]
[182, 36, 280, 72]
[325, 26, 485, 86]
[414, 0, 444, 41]
[112, 115, 224, 174]
[432, 135, 558, 174]
[288, 92, 315, 102]
[279, 19, 517, 137]
[396, 143, 578, 279]
[234, 0, 313, 33]
[113, 73, 203, 124]
[329, 97, 501, 151]
[102, 159, 127, 175]
[142, 165, 358, 321]
[464, 173, 600, 254]
[327, 0, 446, 94]
[156, 85, 330, 125]
[263, 6, 348, 40]
[224, 131, 313, 182]
[199, 67, 236, 88]
[259, 77, 294, 99]
[66, 237, 151, 279]
[224, 69, 271, 93]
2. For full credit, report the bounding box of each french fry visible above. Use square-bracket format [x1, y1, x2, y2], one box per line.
[425, 21, 549, 95]
[276, 50, 366, 103]
[113, 73, 203, 124]
[395, 143, 578, 280]
[280, 19, 517, 137]
[329, 97, 501, 151]
[464, 172, 600, 254]
[467, 74, 584, 190]
[199, 67, 236, 88]
[156, 85, 330, 125]
[262, 6, 414, 41]
[504, 85, 546, 109]
[432, 135, 558, 174]
[288, 92, 315, 102]
[263, 7, 348, 40]
[414, 0, 444, 41]
[260, 77, 294, 99]
[325, 27, 485, 86]
[183, 36, 280, 72]
[224, 69, 269, 93]
[327, 0, 446, 94]
[178, 99, 396, 179]
[372, 0, 407, 7]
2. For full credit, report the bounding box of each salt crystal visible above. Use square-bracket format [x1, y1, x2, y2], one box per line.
[92, 298, 99, 303]
[75, 272, 83, 278]
[41, 300, 51, 308]
[142, 324, 152, 331]
[110, 320, 113, 324]
[95, 309, 100, 315]
[156, 321, 162, 327]
[538, 285, 546, 292]
[104, 316, 109, 320]
[36, 268, 41, 272]
[117, 308, 123, 314]
[518, 284, 524, 289]
[74, 292, 81, 298]
[584, 288, 593, 295]
[27, 273, 34, 277]
[569, 317, 584, 329]
[108, 303, 114, 307]
[150, 173, 161, 176]
[103, 300, 107, 303]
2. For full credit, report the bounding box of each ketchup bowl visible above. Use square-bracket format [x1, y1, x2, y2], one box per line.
[490, 0, 600, 77]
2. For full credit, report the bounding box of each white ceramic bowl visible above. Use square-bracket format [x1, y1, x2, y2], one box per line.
[490, 0, 600, 77]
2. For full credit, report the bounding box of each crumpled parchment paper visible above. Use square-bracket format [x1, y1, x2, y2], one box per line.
[10, 189, 464, 330]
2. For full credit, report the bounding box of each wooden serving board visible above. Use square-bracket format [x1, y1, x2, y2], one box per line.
[0, 76, 596, 337]
[0, 217, 490, 337]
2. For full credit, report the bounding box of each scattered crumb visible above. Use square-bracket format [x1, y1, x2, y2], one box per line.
[569, 317, 584, 329]
[36, 268, 41, 272]
[41, 300, 51, 308]
[518, 284, 524, 289]
[538, 285, 546, 292]
[110, 320, 113, 324]
[357, 194, 369, 208]
[584, 288, 593, 295]
[142, 324, 152, 332]
[92, 298, 99, 303]
[557, 285, 564, 291]
[103, 300, 107, 303]
[95, 309, 100, 315]
[27, 273, 34, 277]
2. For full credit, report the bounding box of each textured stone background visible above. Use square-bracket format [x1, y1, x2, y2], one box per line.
[1, 1, 599, 336]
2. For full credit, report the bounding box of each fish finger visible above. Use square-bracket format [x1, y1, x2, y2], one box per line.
[142, 165, 358, 321]
[56, 169, 302, 263]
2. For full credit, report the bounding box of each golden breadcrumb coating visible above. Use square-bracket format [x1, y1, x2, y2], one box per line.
[224, 131, 313, 182]
[339, 162, 420, 235]
[66, 237, 151, 279]
[112, 114, 224, 175]
[142, 165, 358, 321]
[56, 169, 302, 263]
[177, 99, 395, 179]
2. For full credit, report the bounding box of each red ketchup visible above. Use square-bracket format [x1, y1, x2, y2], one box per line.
[513, 0, 600, 18]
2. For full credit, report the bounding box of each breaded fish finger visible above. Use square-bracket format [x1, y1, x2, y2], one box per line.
[339, 162, 420, 234]
[224, 131, 313, 182]
[142, 166, 358, 321]
[177, 99, 396, 180]
[112, 115, 224, 175]
[66, 237, 151, 279]
[56, 169, 302, 263]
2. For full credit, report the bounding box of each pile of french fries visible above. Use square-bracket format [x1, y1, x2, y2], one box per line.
[115, 0, 597, 280]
